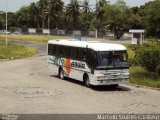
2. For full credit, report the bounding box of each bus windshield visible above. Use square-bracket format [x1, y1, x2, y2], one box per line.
[96, 51, 129, 69]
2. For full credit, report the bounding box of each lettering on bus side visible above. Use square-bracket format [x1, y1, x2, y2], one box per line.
[71, 61, 85, 69]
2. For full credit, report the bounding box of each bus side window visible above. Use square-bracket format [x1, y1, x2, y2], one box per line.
[52, 44, 55, 55]
[48, 44, 55, 55]
[77, 48, 86, 61]
[71, 47, 77, 59]
[77, 48, 81, 59]
[55, 45, 60, 56]
[66, 46, 71, 58]
[60, 46, 65, 57]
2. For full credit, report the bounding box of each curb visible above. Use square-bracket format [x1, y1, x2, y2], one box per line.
[129, 83, 160, 91]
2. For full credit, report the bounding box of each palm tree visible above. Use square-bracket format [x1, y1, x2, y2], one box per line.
[29, 3, 40, 28]
[37, 0, 48, 28]
[81, 0, 92, 30]
[48, 0, 64, 28]
[66, 0, 81, 30]
[81, 0, 92, 14]
[96, 0, 109, 30]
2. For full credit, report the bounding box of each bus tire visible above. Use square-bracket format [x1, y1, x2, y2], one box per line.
[83, 74, 91, 88]
[59, 68, 65, 80]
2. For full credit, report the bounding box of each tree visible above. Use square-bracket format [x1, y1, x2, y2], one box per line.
[29, 3, 41, 28]
[115, 0, 127, 11]
[96, 0, 109, 31]
[102, 0, 132, 39]
[130, 7, 143, 29]
[80, 0, 93, 30]
[0, 11, 19, 31]
[37, 0, 48, 28]
[0, 12, 5, 29]
[66, 0, 81, 30]
[48, 0, 64, 28]
[16, 6, 32, 28]
[140, 0, 160, 38]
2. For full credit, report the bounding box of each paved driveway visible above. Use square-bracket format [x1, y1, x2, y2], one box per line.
[0, 53, 160, 114]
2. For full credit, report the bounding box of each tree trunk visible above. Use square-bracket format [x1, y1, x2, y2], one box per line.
[42, 18, 44, 29]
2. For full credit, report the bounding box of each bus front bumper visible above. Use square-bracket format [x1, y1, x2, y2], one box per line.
[90, 78, 129, 86]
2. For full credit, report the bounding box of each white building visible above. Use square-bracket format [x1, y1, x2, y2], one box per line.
[129, 29, 145, 44]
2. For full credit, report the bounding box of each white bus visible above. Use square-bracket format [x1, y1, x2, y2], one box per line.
[48, 39, 129, 88]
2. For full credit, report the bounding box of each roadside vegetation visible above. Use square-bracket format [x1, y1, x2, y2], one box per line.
[0, 43, 37, 60]
[130, 66, 160, 88]
[124, 41, 160, 88]
[0, 34, 71, 43]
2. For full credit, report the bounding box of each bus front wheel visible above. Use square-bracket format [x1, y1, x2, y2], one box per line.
[84, 75, 91, 88]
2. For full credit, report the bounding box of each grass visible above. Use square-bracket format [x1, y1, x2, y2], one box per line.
[0, 34, 71, 43]
[122, 43, 160, 88]
[130, 66, 160, 88]
[0, 34, 70, 59]
[0, 43, 37, 60]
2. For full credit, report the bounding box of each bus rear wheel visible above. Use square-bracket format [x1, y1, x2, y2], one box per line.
[59, 68, 65, 80]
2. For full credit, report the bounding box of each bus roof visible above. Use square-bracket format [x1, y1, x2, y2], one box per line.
[48, 39, 127, 51]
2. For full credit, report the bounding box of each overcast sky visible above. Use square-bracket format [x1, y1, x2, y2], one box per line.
[0, 0, 151, 12]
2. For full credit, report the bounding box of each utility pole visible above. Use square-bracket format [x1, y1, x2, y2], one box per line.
[6, 0, 8, 45]
[47, 0, 50, 36]
[95, 0, 98, 39]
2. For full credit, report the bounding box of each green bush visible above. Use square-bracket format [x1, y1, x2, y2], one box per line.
[128, 44, 140, 66]
[130, 41, 160, 75]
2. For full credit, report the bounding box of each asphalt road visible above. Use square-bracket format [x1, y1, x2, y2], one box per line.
[0, 39, 160, 114]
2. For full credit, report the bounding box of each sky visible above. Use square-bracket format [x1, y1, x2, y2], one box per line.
[0, 0, 152, 12]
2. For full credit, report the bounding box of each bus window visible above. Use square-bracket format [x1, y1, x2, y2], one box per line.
[98, 52, 113, 66]
[77, 48, 86, 60]
[66, 46, 71, 58]
[48, 44, 55, 55]
[71, 47, 77, 59]
[55, 45, 60, 55]
[59, 46, 63, 56]
[113, 51, 127, 62]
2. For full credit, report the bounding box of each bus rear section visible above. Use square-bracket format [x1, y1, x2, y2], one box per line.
[47, 40, 129, 88]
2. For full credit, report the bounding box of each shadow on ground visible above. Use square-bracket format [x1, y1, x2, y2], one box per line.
[50, 75, 131, 92]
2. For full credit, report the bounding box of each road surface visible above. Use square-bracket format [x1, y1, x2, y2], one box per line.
[0, 39, 159, 114]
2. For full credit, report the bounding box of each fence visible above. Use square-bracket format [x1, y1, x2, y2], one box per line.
[2, 28, 132, 40]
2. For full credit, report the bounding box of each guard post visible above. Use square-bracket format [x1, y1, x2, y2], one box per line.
[129, 29, 145, 45]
